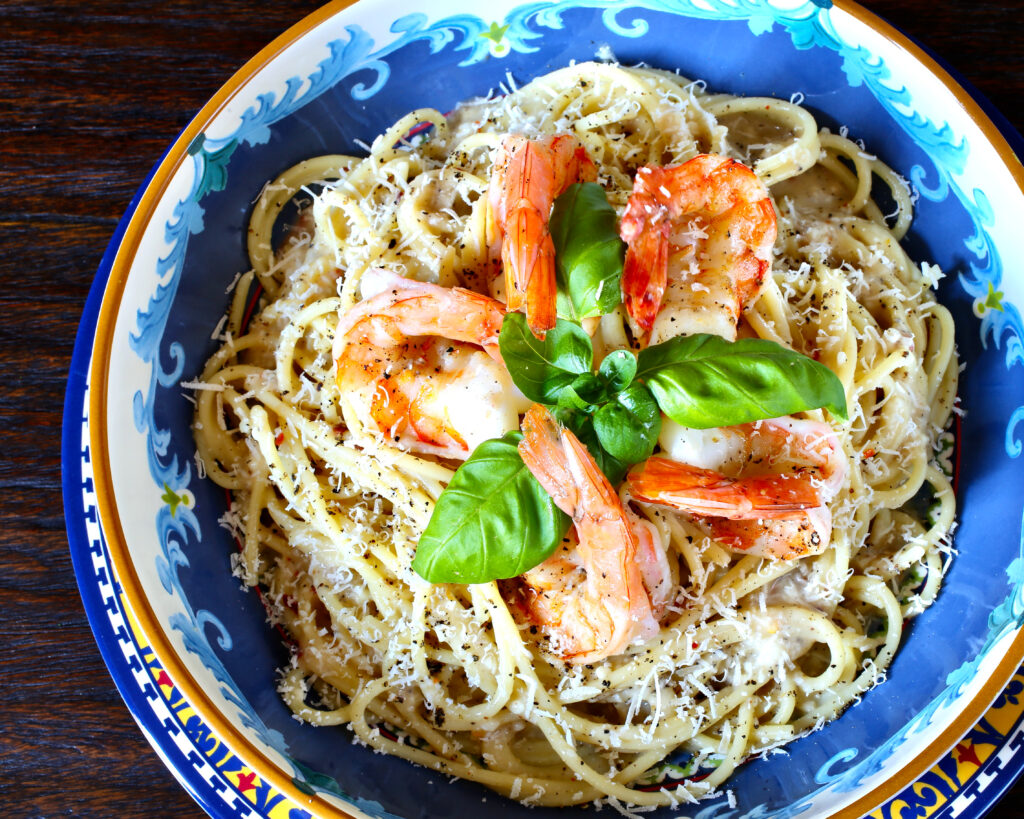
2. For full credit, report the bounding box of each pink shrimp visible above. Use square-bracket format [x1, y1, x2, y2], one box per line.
[505, 404, 665, 664]
[619, 154, 777, 344]
[488, 134, 597, 339]
[333, 269, 524, 460]
[626, 417, 847, 560]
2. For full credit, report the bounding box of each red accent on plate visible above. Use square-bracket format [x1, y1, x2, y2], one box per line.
[955, 740, 982, 767]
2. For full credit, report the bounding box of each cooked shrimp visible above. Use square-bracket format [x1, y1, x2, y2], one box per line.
[620, 153, 777, 344]
[694, 513, 835, 562]
[627, 417, 847, 560]
[488, 134, 597, 339]
[334, 269, 526, 459]
[626, 504, 673, 616]
[508, 404, 663, 664]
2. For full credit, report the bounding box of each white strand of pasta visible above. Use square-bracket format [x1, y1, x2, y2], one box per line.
[256, 390, 436, 528]
[226, 270, 256, 338]
[918, 467, 956, 557]
[193, 365, 268, 489]
[746, 271, 795, 346]
[703, 95, 820, 184]
[818, 131, 875, 214]
[395, 170, 461, 286]
[197, 331, 263, 382]
[467, 583, 524, 716]
[370, 108, 448, 164]
[692, 697, 757, 792]
[247, 154, 356, 280]
[346, 678, 593, 805]
[923, 304, 957, 407]
[248, 405, 402, 619]
[239, 476, 267, 583]
[854, 350, 911, 395]
[274, 296, 343, 399]
[829, 575, 903, 700]
[771, 606, 851, 694]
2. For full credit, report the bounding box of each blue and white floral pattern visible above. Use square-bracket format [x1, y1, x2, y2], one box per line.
[108, 1, 1024, 816]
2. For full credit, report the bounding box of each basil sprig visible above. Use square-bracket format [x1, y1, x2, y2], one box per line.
[412, 433, 570, 584]
[412, 179, 849, 585]
[550, 182, 626, 321]
[501, 313, 662, 469]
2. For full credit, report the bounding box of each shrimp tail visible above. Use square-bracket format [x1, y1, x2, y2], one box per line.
[518, 404, 658, 663]
[626, 456, 822, 519]
[489, 135, 596, 341]
[518, 403, 579, 513]
[627, 507, 673, 615]
[620, 196, 670, 333]
[503, 198, 557, 339]
[727, 198, 776, 309]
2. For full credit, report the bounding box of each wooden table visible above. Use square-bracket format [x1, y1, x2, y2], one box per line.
[2, 1, 1022, 816]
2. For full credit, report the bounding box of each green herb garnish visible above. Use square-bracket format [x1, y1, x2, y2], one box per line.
[413, 184, 847, 584]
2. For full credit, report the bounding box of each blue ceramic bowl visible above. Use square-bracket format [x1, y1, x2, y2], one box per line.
[69, 1, 1024, 817]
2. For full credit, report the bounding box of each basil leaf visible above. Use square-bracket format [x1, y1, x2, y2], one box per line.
[412, 433, 570, 584]
[569, 372, 608, 406]
[593, 382, 662, 464]
[499, 313, 593, 404]
[550, 182, 626, 321]
[598, 349, 637, 393]
[636, 334, 848, 428]
[551, 407, 629, 486]
[555, 383, 594, 412]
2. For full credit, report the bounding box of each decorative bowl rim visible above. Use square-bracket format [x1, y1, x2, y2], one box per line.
[85, 1, 1024, 817]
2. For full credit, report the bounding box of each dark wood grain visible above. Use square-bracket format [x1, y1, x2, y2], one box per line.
[1, 1, 1021, 817]
[0, 3, 324, 817]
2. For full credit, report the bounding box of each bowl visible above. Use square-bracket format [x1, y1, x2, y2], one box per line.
[68, 0, 1024, 817]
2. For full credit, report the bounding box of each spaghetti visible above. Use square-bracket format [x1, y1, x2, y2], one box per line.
[192, 63, 958, 807]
